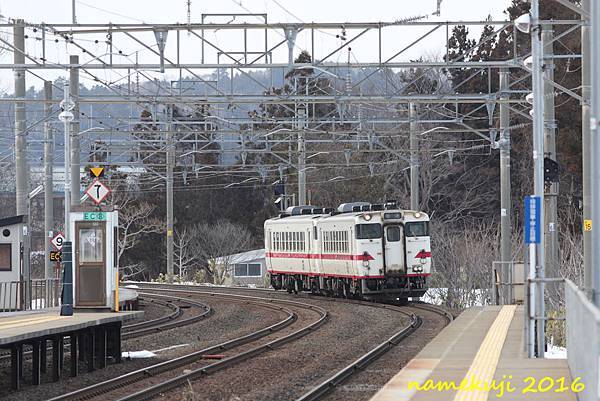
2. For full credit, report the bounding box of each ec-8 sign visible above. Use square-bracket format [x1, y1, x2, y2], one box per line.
[524, 196, 541, 244]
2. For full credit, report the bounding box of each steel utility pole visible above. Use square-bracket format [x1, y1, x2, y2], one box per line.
[59, 82, 75, 241]
[14, 19, 27, 216]
[542, 25, 560, 304]
[499, 69, 512, 303]
[44, 81, 54, 280]
[70, 55, 81, 207]
[582, 0, 593, 299]
[297, 101, 307, 205]
[410, 102, 419, 211]
[166, 106, 174, 280]
[531, 0, 546, 357]
[591, 0, 600, 308]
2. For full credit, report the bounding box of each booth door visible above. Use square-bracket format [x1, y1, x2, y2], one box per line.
[75, 222, 106, 306]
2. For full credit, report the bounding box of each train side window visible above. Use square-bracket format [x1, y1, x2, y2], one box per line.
[355, 224, 382, 239]
[387, 226, 401, 242]
[313, 226, 318, 241]
[405, 222, 429, 237]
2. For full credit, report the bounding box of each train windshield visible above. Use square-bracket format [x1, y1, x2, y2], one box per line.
[355, 224, 382, 239]
[405, 222, 429, 237]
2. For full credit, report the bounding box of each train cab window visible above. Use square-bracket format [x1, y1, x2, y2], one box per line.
[355, 224, 382, 239]
[405, 222, 429, 237]
[386, 226, 401, 242]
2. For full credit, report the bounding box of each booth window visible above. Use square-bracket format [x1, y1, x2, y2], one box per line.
[0, 243, 11, 271]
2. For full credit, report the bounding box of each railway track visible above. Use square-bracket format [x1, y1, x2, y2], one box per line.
[129, 283, 453, 401]
[47, 288, 328, 401]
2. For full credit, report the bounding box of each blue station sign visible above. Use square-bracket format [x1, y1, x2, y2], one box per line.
[524, 196, 541, 244]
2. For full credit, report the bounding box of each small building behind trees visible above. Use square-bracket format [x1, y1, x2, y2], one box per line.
[218, 249, 267, 288]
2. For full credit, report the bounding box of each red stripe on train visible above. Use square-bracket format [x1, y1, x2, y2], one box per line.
[266, 252, 375, 261]
[266, 269, 430, 279]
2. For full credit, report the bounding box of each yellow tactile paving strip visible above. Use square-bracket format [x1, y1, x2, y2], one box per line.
[0, 315, 67, 329]
[452, 305, 516, 401]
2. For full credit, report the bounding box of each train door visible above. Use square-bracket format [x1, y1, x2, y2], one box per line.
[384, 225, 404, 274]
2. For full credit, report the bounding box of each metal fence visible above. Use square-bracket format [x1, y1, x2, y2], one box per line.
[492, 261, 525, 305]
[565, 279, 600, 401]
[0, 279, 62, 312]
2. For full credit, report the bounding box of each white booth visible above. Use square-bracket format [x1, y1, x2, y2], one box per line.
[0, 215, 26, 310]
[68, 209, 119, 310]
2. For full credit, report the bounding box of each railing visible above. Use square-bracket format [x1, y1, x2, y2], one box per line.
[565, 279, 600, 401]
[0, 279, 62, 312]
[492, 261, 525, 305]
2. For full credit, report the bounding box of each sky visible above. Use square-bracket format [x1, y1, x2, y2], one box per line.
[0, 0, 514, 90]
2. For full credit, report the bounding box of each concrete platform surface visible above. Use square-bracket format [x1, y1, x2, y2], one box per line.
[371, 305, 580, 401]
[0, 310, 142, 346]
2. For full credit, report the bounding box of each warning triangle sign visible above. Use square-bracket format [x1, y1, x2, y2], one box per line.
[90, 167, 104, 178]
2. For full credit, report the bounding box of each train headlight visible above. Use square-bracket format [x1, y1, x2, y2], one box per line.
[415, 212, 421, 218]
[420, 258, 427, 265]
[364, 214, 372, 221]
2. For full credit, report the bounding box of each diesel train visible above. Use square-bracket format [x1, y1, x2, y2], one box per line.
[264, 201, 431, 301]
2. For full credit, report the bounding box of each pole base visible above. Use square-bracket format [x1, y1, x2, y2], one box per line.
[60, 304, 73, 316]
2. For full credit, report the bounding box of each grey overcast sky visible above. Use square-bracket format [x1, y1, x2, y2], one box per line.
[2, 1, 511, 25]
[0, 0, 513, 91]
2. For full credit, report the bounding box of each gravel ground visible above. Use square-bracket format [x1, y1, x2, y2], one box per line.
[161, 292, 416, 401]
[0, 295, 286, 401]
[323, 305, 454, 401]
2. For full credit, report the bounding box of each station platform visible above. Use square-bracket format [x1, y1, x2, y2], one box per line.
[371, 305, 579, 401]
[0, 309, 142, 390]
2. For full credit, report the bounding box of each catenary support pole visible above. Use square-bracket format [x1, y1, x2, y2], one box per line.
[499, 69, 512, 303]
[14, 19, 27, 216]
[531, 0, 546, 357]
[62, 83, 71, 241]
[166, 106, 174, 280]
[542, 25, 560, 305]
[590, 0, 600, 307]
[582, 0, 593, 299]
[70, 55, 81, 207]
[44, 81, 54, 280]
[410, 102, 419, 211]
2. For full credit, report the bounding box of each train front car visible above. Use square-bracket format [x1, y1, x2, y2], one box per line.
[381, 210, 431, 300]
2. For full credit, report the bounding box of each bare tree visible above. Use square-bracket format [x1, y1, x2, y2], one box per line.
[191, 220, 252, 285]
[430, 221, 499, 308]
[113, 190, 165, 279]
[173, 225, 199, 280]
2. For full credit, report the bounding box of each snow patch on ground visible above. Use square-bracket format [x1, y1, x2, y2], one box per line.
[31, 299, 45, 309]
[545, 344, 567, 359]
[151, 344, 190, 353]
[122, 350, 156, 359]
[124, 284, 140, 289]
